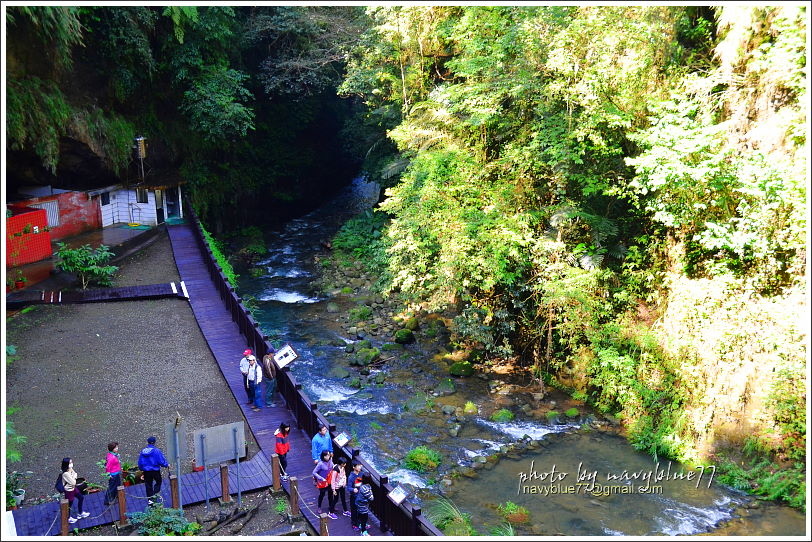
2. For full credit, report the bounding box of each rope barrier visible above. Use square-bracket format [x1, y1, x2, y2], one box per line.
[42, 507, 60, 536]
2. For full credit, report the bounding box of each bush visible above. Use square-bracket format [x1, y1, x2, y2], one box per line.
[426, 497, 477, 536]
[404, 446, 442, 472]
[490, 409, 514, 423]
[127, 504, 201, 535]
[55, 243, 118, 289]
[497, 501, 530, 524]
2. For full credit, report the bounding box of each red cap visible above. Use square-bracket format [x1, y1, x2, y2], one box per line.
[243, 349, 252, 356]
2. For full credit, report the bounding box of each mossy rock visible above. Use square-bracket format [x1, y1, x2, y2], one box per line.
[564, 407, 579, 418]
[449, 361, 475, 377]
[340, 287, 353, 294]
[249, 267, 266, 278]
[403, 394, 429, 413]
[354, 348, 381, 366]
[326, 302, 341, 313]
[434, 378, 456, 396]
[344, 344, 355, 354]
[349, 378, 362, 389]
[394, 329, 415, 344]
[546, 411, 560, 423]
[373, 372, 386, 385]
[490, 409, 514, 423]
[381, 343, 403, 352]
[403, 317, 420, 331]
[355, 339, 373, 350]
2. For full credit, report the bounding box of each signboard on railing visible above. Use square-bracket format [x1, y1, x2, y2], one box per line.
[388, 485, 408, 505]
[273, 343, 299, 369]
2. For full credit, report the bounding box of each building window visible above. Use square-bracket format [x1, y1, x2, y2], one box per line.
[136, 188, 149, 204]
[29, 200, 60, 227]
[101, 192, 110, 206]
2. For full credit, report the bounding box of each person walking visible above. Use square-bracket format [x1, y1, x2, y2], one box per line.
[329, 457, 351, 519]
[60, 457, 90, 523]
[311, 450, 334, 515]
[262, 352, 277, 407]
[103, 442, 121, 506]
[356, 472, 375, 536]
[239, 349, 253, 402]
[274, 422, 291, 480]
[247, 355, 264, 411]
[138, 436, 170, 505]
[347, 461, 363, 530]
[311, 425, 333, 465]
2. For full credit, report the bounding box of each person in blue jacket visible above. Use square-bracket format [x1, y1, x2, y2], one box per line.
[311, 425, 333, 464]
[138, 436, 170, 505]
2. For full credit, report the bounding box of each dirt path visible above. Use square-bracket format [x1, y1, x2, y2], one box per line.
[5, 232, 262, 506]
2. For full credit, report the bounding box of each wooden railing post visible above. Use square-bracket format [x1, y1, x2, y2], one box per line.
[319, 513, 329, 536]
[272, 453, 281, 491]
[220, 464, 231, 503]
[117, 486, 129, 527]
[170, 474, 180, 509]
[379, 476, 389, 532]
[289, 477, 299, 516]
[60, 498, 70, 535]
[412, 506, 422, 536]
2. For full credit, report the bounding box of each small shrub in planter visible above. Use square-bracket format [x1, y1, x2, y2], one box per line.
[490, 409, 514, 423]
[404, 446, 442, 472]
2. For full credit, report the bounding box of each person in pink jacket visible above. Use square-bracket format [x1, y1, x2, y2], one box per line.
[329, 456, 351, 519]
[103, 442, 122, 506]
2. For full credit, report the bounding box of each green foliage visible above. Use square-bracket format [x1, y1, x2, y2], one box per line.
[54, 243, 118, 290]
[6, 77, 72, 173]
[490, 523, 516, 536]
[5, 407, 27, 463]
[463, 401, 478, 415]
[403, 446, 442, 472]
[497, 501, 530, 524]
[369, 422, 382, 431]
[127, 504, 201, 535]
[332, 210, 390, 278]
[180, 66, 255, 142]
[490, 409, 514, 423]
[199, 222, 238, 288]
[275, 497, 288, 514]
[6, 345, 19, 366]
[448, 361, 474, 377]
[349, 305, 373, 322]
[7, 6, 84, 71]
[425, 497, 478, 536]
[564, 408, 579, 418]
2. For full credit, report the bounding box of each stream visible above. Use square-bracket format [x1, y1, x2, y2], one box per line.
[238, 177, 806, 536]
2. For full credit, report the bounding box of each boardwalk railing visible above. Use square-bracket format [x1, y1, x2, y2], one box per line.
[184, 206, 443, 537]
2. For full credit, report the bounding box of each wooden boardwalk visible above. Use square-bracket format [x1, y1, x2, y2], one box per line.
[5, 282, 188, 309]
[10, 453, 276, 535]
[9, 224, 387, 536]
[166, 223, 388, 536]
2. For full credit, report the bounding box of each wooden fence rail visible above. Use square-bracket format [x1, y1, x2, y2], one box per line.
[184, 205, 443, 536]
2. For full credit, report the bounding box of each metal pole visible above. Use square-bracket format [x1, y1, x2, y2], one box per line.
[201, 434, 208, 510]
[233, 427, 242, 506]
[174, 425, 183, 513]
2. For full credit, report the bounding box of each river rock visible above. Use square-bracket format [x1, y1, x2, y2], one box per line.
[448, 424, 461, 437]
[434, 378, 456, 396]
[345, 344, 355, 353]
[354, 347, 380, 366]
[448, 361, 474, 377]
[403, 395, 429, 413]
[394, 329, 415, 344]
[403, 317, 420, 331]
[373, 372, 386, 385]
[328, 366, 351, 379]
[441, 404, 456, 415]
[326, 302, 340, 313]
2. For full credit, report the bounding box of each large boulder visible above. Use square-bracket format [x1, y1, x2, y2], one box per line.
[394, 329, 415, 344]
[354, 348, 381, 366]
[448, 361, 474, 377]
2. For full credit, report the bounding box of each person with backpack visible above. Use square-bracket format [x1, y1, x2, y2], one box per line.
[59, 457, 90, 523]
[355, 472, 374, 536]
[247, 355, 264, 411]
[138, 436, 170, 505]
[262, 352, 278, 407]
[347, 461, 363, 530]
[274, 422, 291, 480]
[103, 442, 121, 506]
[311, 450, 334, 515]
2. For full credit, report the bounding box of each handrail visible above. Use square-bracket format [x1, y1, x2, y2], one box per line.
[182, 204, 443, 536]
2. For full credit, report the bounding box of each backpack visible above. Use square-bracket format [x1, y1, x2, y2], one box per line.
[55, 473, 66, 493]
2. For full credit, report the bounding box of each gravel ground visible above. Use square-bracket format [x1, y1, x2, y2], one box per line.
[5, 231, 305, 535]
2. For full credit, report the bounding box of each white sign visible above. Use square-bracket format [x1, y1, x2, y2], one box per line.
[273, 343, 299, 369]
[334, 432, 350, 448]
[388, 485, 408, 505]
